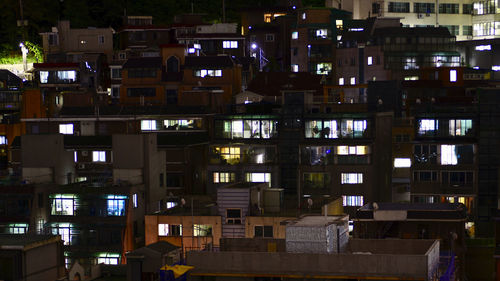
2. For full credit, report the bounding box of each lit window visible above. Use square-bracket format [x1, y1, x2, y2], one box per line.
[315, 29, 328, 39]
[339, 78, 344, 85]
[336, 20, 343, 29]
[303, 172, 331, 189]
[59, 124, 74, 135]
[107, 195, 127, 216]
[8, 223, 28, 234]
[92, 151, 106, 162]
[132, 193, 138, 208]
[350, 77, 356, 85]
[223, 41, 238, 49]
[291, 64, 299, 72]
[50, 194, 78, 216]
[57, 70, 77, 82]
[158, 224, 182, 236]
[302, 12, 306, 20]
[449, 119, 472, 136]
[292, 31, 298, 39]
[50, 223, 74, 245]
[418, 119, 438, 136]
[39, 71, 49, 83]
[141, 120, 157, 131]
[213, 172, 236, 183]
[367, 56, 373, 65]
[0, 136, 7, 145]
[194, 69, 222, 77]
[441, 145, 458, 165]
[336, 146, 367, 155]
[245, 172, 271, 186]
[475, 45, 491, 51]
[194, 224, 212, 236]
[188, 48, 196, 53]
[316, 62, 332, 75]
[450, 69, 457, 82]
[394, 158, 411, 168]
[343, 195, 363, 206]
[166, 202, 177, 209]
[97, 253, 120, 265]
[341, 173, 363, 184]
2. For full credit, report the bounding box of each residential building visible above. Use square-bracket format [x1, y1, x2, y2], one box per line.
[126, 241, 181, 281]
[457, 38, 500, 79]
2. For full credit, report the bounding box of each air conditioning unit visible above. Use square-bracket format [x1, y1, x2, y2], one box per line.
[77, 163, 86, 169]
[82, 150, 88, 156]
[417, 14, 424, 19]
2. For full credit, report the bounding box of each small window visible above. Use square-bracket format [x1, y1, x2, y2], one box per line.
[291, 64, 299, 72]
[158, 224, 182, 236]
[341, 173, 363, 184]
[59, 124, 74, 135]
[226, 209, 241, 224]
[223, 41, 238, 49]
[367, 56, 373, 65]
[291, 31, 298, 39]
[254, 225, 273, 238]
[265, 34, 275, 42]
[98, 35, 105, 45]
[302, 12, 306, 20]
[350, 77, 356, 85]
[194, 224, 212, 236]
[450, 69, 457, 82]
[141, 120, 157, 131]
[92, 151, 106, 162]
[0, 136, 7, 145]
[394, 158, 411, 168]
[132, 194, 138, 208]
[339, 78, 344, 85]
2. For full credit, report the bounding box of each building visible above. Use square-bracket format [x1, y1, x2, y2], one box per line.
[126, 241, 181, 281]
[0, 234, 66, 281]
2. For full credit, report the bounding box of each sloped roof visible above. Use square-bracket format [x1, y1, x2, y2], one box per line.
[247, 72, 323, 96]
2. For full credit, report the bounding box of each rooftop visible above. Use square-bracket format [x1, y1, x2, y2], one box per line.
[0, 234, 61, 250]
[287, 215, 348, 227]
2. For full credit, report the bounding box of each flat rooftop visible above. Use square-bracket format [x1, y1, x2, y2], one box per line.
[287, 215, 348, 227]
[0, 234, 61, 250]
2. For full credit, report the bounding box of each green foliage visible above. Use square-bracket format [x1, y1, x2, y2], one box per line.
[24, 41, 43, 63]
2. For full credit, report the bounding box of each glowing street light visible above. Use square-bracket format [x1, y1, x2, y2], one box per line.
[251, 43, 257, 50]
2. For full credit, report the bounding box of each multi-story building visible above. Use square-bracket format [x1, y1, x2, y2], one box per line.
[328, 0, 500, 41]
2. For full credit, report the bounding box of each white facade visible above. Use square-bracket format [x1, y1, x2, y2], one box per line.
[328, 0, 500, 41]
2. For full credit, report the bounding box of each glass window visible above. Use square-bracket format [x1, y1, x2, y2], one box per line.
[316, 62, 332, 75]
[367, 56, 373, 65]
[63, 123, 78, 136]
[292, 31, 298, 39]
[343, 195, 364, 206]
[39, 71, 49, 83]
[194, 69, 222, 77]
[223, 41, 238, 49]
[394, 158, 411, 167]
[92, 151, 106, 162]
[97, 253, 120, 265]
[245, 173, 271, 186]
[132, 194, 138, 208]
[107, 195, 127, 216]
[194, 224, 212, 236]
[350, 77, 356, 85]
[50, 194, 78, 216]
[213, 172, 236, 183]
[50, 223, 76, 245]
[341, 173, 363, 184]
[226, 209, 241, 224]
[339, 78, 344, 85]
[111, 68, 122, 79]
[141, 120, 157, 131]
[449, 119, 472, 136]
[303, 172, 331, 189]
[341, 119, 367, 138]
[418, 119, 438, 136]
[128, 68, 157, 78]
[291, 64, 299, 72]
[265, 34, 275, 42]
[255, 225, 273, 238]
[8, 223, 28, 234]
[388, 2, 410, 12]
[57, 71, 77, 82]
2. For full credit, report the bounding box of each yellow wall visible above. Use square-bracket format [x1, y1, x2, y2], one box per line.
[245, 216, 295, 239]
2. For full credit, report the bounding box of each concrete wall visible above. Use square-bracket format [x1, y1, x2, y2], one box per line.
[220, 238, 286, 252]
[25, 240, 64, 281]
[245, 216, 293, 239]
[186, 250, 430, 279]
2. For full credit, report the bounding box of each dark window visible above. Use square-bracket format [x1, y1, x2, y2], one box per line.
[255, 225, 273, 238]
[166, 56, 179, 72]
[463, 25, 472, 35]
[463, 4, 472, 14]
[226, 209, 241, 224]
[38, 193, 44, 208]
[372, 2, 381, 14]
[166, 173, 182, 187]
[126, 88, 156, 97]
[166, 89, 178, 104]
[414, 2, 435, 13]
[128, 68, 157, 78]
[111, 68, 122, 79]
[159, 173, 164, 187]
[388, 2, 410, 12]
[439, 3, 459, 13]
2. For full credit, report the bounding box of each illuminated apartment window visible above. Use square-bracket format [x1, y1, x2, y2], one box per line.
[292, 31, 298, 39]
[39, 71, 49, 83]
[107, 195, 127, 216]
[450, 69, 457, 82]
[291, 64, 299, 72]
[194, 69, 222, 77]
[50, 194, 78, 216]
[336, 146, 367, 155]
[343, 195, 364, 206]
[302, 12, 306, 20]
[418, 119, 438, 136]
[367, 56, 373, 65]
[440, 144, 474, 165]
[51, 223, 75, 245]
[341, 173, 363, 184]
[245, 172, 271, 186]
[223, 41, 238, 49]
[350, 77, 356, 85]
[341, 119, 367, 138]
[59, 124, 74, 135]
[305, 120, 338, 139]
[8, 223, 28, 234]
[303, 172, 331, 189]
[315, 29, 328, 39]
[254, 225, 273, 238]
[97, 253, 120, 265]
[316, 62, 332, 75]
[339, 77, 344, 85]
[213, 172, 236, 183]
[264, 13, 273, 22]
[449, 119, 472, 136]
[166, 202, 177, 209]
[394, 158, 411, 168]
[194, 224, 212, 236]
[158, 224, 183, 236]
[92, 151, 106, 162]
[215, 147, 241, 164]
[0, 136, 7, 145]
[336, 20, 343, 29]
[141, 120, 157, 131]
